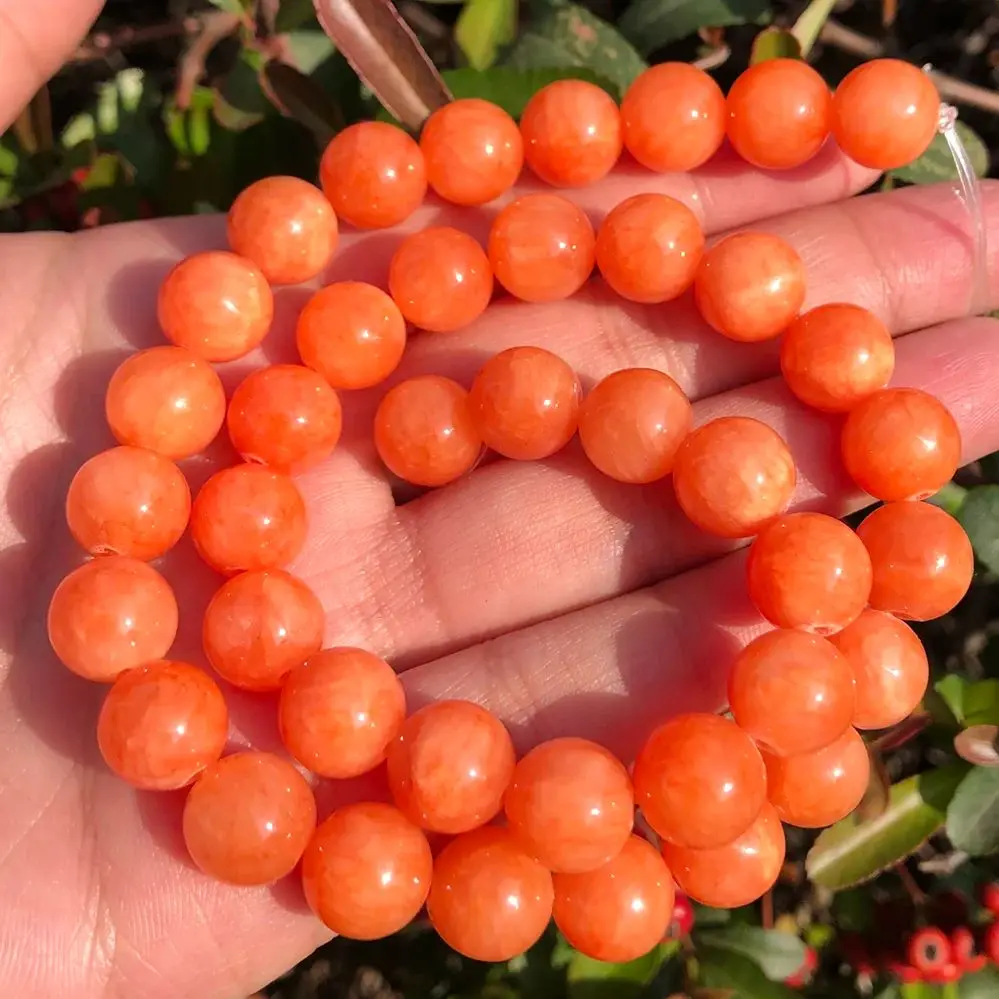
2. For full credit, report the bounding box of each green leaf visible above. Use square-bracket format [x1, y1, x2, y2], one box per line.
[900, 985, 939, 999]
[946, 765, 999, 855]
[805, 764, 970, 890]
[618, 0, 769, 58]
[457, 0, 518, 70]
[78, 152, 119, 190]
[965, 680, 999, 727]
[935, 675, 970, 726]
[275, 0, 319, 30]
[207, 0, 250, 13]
[283, 30, 337, 74]
[694, 927, 807, 982]
[566, 944, 667, 998]
[928, 481, 969, 517]
[749, 27, 801, 63]
[697, 948, 799, 998]
[262, 61, 344, 143]
[790, 0, 837, 56]
[215, 51, 271, 132]
[958, 485, 999, 574]
[890, 121, 990, 185]
[960, 967, 999, 997]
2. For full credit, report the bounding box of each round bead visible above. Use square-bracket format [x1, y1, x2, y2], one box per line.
[66, 446, 191, 560]
[319, 121, 426, 229]
[48, 556, 178, 682]
[279, 647, 406, 779]
[105, 346, 226, 460]
[520, 79, 622, 187]
[97, 660, 228, 790]
[202, 569, 325, 691]
[182, 751, 316, 886]
[158, 251, 273, 362]
[633, 712, 767, 849]
[302, 802, 432, 939]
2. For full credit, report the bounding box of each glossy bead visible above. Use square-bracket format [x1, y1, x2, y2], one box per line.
[158, 251, 273, 362]
[302, 802, 432, 939]
[190, 464, 306, 575]
[66, 446, 191, 560]
[97, 660, 228, 790]
[487, 193, 595, 302]
[48, 556, 178, 682]
[182, 751, 316, 885]
[832, 59, 940, 170]
[780, 303, 895, 413]
[729, 629, 856, 757]
[621, 62, 725, 173]
[747, 513, 873, 634]
[841, 388, 961, 501]
[420, 98, 523, 205]
[105, 346, 226, 460]
[296, 281, 407, 390]
[595, 193, 704, 303]
[428, 827, 554, 962]
[553, 835, 675, 963]
[671, 417, 795, 538]
[520, 79, 622, 187]
[202, 569, 325, 692]
[633, 712, 766, 848]
[279, 647, 406, 779]
[857, 502, 974, 621]
[386, 700, 515, 834]
[319, 121, 426, 229]
[388, 226, 493, 333]
[468, 346, 580, 461]
[227, 176, 338, 285]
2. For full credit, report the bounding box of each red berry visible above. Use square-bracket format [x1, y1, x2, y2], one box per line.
[668, 892, 694, 938]
[984, 921, 999, 964]
[908, 927, 953, 975]
[981, 881, 999, 916]
[950, 925, 976, 968]
[887, 961, 923, 983]
[784, 946, 818, 987]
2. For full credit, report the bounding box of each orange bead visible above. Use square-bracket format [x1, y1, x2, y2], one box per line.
[48, 556, 178, 682]
[319, 121, 426, 229]
[296, 281, 407, 390]
[633, 713, 767, 849]
[830, 609, 929, 730]
[227, 176, 338, 285]
[468, 346, 580, 461]
[66, 446, 191, 560]
[302, 802, 432, 939]
[386, 700, 515, 834]
[487, 193, 595, 302]
[595, 193, 704, 303]
[579, 368, 692, 483]
[105, 346, 226, 460]
[279, 647, 406, 779]
[841, 388, 961, 501]
[857, 502, 974, 621]
[553, 835, 675, 963]
[428, 826, 554, 962]
[190, 464, 306, 575]
[202, 569, 325, 691]
[621, 62, 726, 173]
[158, 251, 273, 362]
[183, 751, 316, 885]
[780, 304, 895, 413]
[374, 375, 482, 487]
[747, 513, 873, 634]
[671, 417, 795, 539]
[832, 59, 940, 170]
[97, 660, 228, 790]
[520, 79, 622, 187]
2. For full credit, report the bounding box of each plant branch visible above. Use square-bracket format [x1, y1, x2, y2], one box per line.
[71, 16, 202, 64]
[174, 11, 242, 110]
[692, 44, 731, 73]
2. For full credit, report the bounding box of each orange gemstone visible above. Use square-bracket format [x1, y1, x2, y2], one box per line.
[279, 647, 406, 779]
[621, 62, 725, 173]
[66, 446, 191, 560]
[857, 502, 974, 621]
[671, 417, 795, 539]
[227, 176, 338, 285]
[319, 121, 427, 229]
[202, 569, 325, 691]
[520, 79, 622, 187]
[190, 464, 306, 575]
[428, 826, 554, 962]
[97, 660, 228, 790]
[48, 556, 178, 682]
[633, 713, 767, 848]
[595, 193, 704, 303]
[487, 193, 595, 302]
[302, 802, 432, 939]
[182, 751, 316, 885]
[296, 281, 407, 390]
[386, 700, 516, 834]
[374, 375, 482, 487]
[105, 346, 226, 460]
[158, 251, 273, 362]
[747, 513, 873, 634]
[578, 368, 692, 483]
